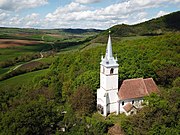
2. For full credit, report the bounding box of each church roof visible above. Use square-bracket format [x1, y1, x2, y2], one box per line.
[118, 78, 159, 100]
[123, 103, 134, 112]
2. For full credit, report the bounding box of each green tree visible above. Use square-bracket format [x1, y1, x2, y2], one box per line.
[73, 70, 99, 92]
[121, 88, 180, 135]
[70, 85, 96, 116]
[173, 77, 180, 87]
[0, 98, 63, 135]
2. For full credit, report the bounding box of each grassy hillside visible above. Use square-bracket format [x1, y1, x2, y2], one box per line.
[113, 11, 180, 35]
[94, 11, 180, 43]
[0, 69, 49, 89]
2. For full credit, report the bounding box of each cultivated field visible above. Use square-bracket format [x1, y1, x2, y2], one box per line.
[0, 39, 43, 48]
[0, 27, 100, 80]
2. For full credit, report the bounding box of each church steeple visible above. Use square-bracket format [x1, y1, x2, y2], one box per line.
[105, 31, 113, 60]
[97, 30, 119, 116]
[100, 30, 118, 67]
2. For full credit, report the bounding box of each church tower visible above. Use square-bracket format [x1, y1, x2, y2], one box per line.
[97, 31, 119, 116]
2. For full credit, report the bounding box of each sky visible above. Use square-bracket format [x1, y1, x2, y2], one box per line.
[0, 0, 179, 29]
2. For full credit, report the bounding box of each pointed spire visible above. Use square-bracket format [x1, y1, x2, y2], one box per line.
[100, 30, 119, 67]
[105, 30, 113, 60]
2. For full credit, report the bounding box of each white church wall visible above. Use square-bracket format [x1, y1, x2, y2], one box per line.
[97, 88, 107, 116]
[97, 88, 106, 105]
[105, 75, 118, 90]
[119, 98, 143, 113]
[100, 66, 118, 75]
[97, 87, 119, 116]
[104, 67, 118, 75]
[97, 33, 120, 117]
[100, 66, 104, 73]
[107, 102, 118, 114]
[100, 73, 118, 90]
[107, 90, 119, 103]
[100, 73, 105, 89]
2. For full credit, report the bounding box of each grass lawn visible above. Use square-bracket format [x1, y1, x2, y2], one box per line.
[0, 69, 49, 89]
[0, 67, 10, 75]
[0, 42, 53, 62]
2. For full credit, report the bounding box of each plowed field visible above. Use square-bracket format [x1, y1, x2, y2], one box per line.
[0, 39, 42, 48]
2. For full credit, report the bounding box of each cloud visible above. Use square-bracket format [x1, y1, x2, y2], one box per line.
[173, 0, 180, 3]
[130, 12, 148, 24]
[75, 0, 102, 4]
[0, 0, 48, 11]
[23, 13, 41, 27]
[44, 1, 155, 28]
[0, 10, 10, 21]
[156, 11, 169, 18]
[0, 13, 42, 28]
[46, 2, 88, 22]
[1, 0, 180, 29]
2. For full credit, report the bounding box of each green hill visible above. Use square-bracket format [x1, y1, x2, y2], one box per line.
[95, 11, 180, 43]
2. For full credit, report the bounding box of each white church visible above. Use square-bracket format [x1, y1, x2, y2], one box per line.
[97, 32, 159, 116]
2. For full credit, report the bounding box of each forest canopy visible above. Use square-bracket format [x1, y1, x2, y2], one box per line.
[0, 32, 180, 134]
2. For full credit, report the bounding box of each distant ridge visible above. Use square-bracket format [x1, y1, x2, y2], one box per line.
[0, 27, 103, 35]
[102, 11, 180, 37]
[0, 11, 179, 41]
[61, 28, 103, 34]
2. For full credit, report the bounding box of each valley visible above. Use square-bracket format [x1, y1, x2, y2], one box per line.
[0, 11, 179, 135]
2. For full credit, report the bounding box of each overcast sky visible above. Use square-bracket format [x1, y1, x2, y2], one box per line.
[0, 0, 179, 29]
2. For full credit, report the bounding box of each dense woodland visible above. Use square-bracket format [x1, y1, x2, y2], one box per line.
[0, 32, 179, 134]
[0, 12, 180, 134]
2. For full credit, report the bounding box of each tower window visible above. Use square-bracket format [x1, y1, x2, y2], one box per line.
[122, 101, 124, 105]
[110, 68, 114, 74]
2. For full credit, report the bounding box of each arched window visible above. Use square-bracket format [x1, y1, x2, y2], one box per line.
[110, 68, 114, 74]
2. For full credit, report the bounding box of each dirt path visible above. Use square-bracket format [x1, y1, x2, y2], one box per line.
[13, 65, 22, 71]
[41, 35, 45, 41]
[10, 57, 43, 72]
